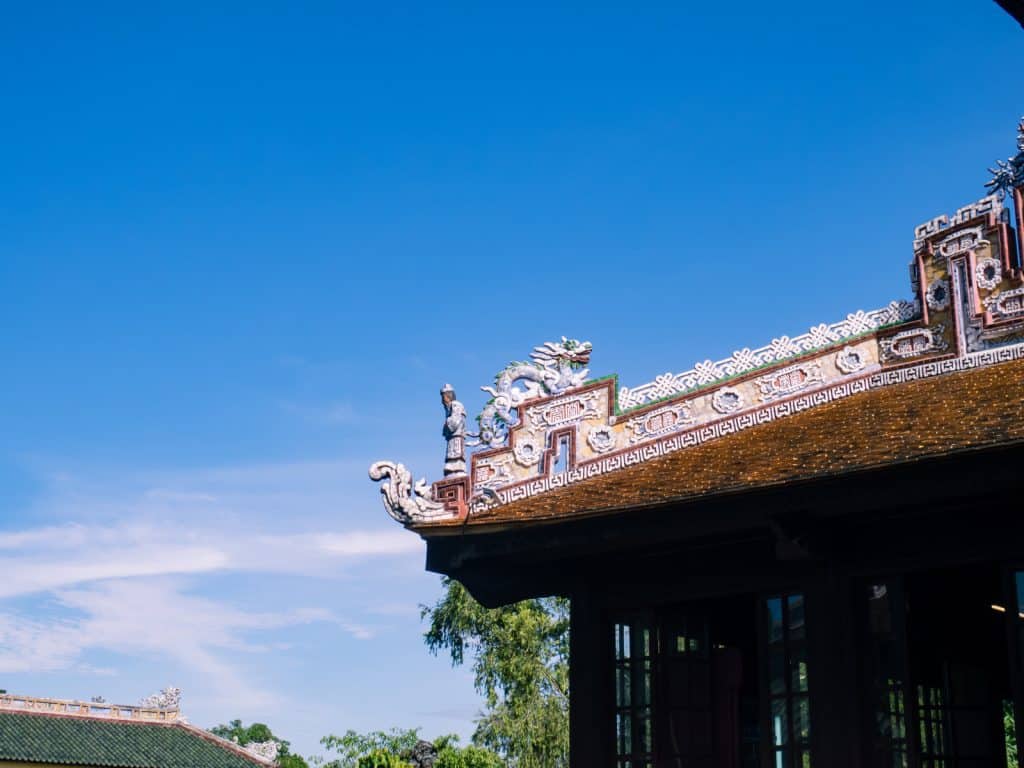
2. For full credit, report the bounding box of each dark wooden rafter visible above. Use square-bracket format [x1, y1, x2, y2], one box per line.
[995, 0, 1024, 27]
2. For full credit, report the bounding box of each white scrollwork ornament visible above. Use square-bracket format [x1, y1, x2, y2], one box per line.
[139, 687, 182, 711]
[243, 742, 280, 763]
[368, 461, 449, 523]
[711, 387, 745, 415]
[586, 425, 618, 454]
[926, 279, 950, 311]
[880, 325, 949, 362]
[835, 346, 867, 374]
[513, 437, 543, 466]
[624, 404, 693, 444]
[474, 458, 514, 490]
[975, 258, 1002, 292]
[470, 338, 593, 449]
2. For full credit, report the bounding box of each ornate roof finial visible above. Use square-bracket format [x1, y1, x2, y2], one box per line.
[986, 116, 1024, 198]
[243, 741, 281, 763]
[470, 337, 593, 449]
[368, 461, 451, 524]
[138, 686, 181, 711]
[440, 385, 466, 476]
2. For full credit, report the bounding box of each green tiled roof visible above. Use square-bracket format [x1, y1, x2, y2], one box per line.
[0, 711, 265, 768]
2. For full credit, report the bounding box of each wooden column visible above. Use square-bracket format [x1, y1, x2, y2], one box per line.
[570, 582, 612, 768]
[806, 565, 864, 768]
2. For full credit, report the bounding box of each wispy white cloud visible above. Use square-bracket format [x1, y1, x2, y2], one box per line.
[0, 457, 427, 715]
[0, 578, 363, 708]
[0, 523, 421, 599]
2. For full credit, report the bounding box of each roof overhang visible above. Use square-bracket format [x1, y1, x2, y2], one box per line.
[425, 440, 1024, 606]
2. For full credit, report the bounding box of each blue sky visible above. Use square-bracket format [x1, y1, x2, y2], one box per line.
[0, 0, 1020, 758]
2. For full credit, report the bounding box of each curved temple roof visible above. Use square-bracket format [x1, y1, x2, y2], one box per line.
[0, 697, 274, 768]
[370, 123, 1024, 533]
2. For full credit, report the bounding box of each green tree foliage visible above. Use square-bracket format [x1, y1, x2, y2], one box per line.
[356, 749, 408, 768]
[319, 729, 422, 768]
[318, 730, 503, 768]
[210, 720, 310, 768]
[1006, 700, 1019, 767]
[422, 577, 569, 768]
[435, 744, 505, 768]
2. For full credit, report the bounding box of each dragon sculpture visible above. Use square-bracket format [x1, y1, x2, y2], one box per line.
[470, 337, 593, 449]
[987, 117, 1024, 198]
[368, 460, 448, 524]
[241, 741, 281, 763]
[138, 686, 182, 711]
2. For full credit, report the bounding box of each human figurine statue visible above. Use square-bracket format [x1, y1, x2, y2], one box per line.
[440, 383, 467, 476]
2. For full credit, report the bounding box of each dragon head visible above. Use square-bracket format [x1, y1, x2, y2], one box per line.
[531, 337, 593, 369]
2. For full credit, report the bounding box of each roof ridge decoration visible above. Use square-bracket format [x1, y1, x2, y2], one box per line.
[471, 338, 593, 448]
[987, 116, 1024, 198]
[0, 692, 181, 723]
[235, 739, 280, 763]
[369, 460, 448, 524]
[618, 301, 918, 409]
[138, 687, 181, 712]
[369, 118, 1024, 525]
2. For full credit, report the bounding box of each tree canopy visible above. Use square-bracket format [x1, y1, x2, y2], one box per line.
[318, 729, 503, 768]
[210, 719, 309, 768]
[210, 577, 569, 768]
[422, 578, 569, 768]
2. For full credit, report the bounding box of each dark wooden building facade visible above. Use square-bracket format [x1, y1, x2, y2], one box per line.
[372, 122, 1024, 768]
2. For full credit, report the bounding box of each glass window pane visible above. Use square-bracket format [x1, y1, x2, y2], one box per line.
[795, 697, 811, 742]
[640, 713, 652, 752]
[768, 598, 784, 644]
[613, 620, 653, 762]
[770, 648, 786, 696]
[868, 583, 892, 635]
[772, 698, 789, 746]
[775, 748, 788, 768]
[788, 594, 806, 640]
[792, 645, 809, 693]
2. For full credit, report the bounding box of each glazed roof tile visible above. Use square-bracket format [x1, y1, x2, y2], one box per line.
[0, 710, 268, 768]
[434, 353, 1024, 528]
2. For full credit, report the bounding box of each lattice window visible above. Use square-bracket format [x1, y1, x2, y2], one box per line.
[917, 685, 949, 768]
[865, 582, 909, 768]
[766, 594, 813, 768]
[614, 621, 654, 768]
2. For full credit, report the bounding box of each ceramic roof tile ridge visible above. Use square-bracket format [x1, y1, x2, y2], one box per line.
[617, 300, 920, 409]
[0, 693, 180, 723]
[0, 703, 275, 768]
[368, 122, 1024, 527]
[449, 352, 1024, 527]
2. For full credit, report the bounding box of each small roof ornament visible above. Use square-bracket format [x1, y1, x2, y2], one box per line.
[440, 383, 455, 394]
[986, 116, 1024, 198]
[470, 337, 593, 449]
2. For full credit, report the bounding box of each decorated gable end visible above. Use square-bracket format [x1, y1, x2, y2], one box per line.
[370, 119, 1024, 529]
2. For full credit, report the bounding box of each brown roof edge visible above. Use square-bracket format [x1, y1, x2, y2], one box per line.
[419, 354, 1024, 531]
[174, 722, 277, 767]
[419, 434, 1024, 537]
[0, 708, 275, 768]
